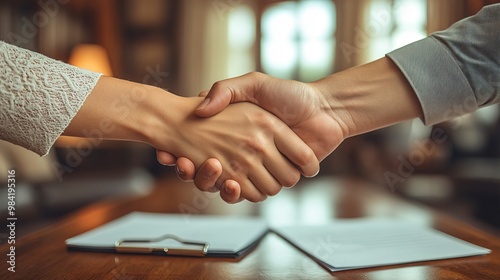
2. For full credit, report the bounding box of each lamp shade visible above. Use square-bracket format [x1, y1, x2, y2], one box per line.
[68, 44, 113, 76]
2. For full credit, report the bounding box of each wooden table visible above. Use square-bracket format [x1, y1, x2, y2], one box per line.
[1, 176, 499, 279]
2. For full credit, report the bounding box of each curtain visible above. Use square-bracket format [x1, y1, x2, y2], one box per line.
[333, 0, 372, 71]
[427, 0, 467, 33]
[178, 0, 231, 96]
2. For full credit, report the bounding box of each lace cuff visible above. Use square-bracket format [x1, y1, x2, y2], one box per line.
[0, 41, 102, 156]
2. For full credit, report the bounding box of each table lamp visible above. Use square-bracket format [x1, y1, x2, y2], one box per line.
[68, 44, 113, 76]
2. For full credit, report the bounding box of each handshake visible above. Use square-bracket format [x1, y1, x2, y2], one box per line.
[153, 57, 421, 203]
[5, 5, 496, 205]
[156, 72, 345, 203]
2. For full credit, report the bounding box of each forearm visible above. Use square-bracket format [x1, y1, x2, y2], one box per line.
[65, 76, 180, 147]
[313, 57, 423, 138]
[315, 5, 500, 137]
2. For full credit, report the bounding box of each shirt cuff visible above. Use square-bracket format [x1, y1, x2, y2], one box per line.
[386, 36, 476, 125]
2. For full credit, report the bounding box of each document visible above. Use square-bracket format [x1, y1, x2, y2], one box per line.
[273, 219, 491, 271]
[66, 212, 268, 257]
[67, 213, 490, 269]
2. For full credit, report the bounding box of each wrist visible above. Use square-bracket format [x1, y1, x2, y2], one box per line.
[309, 77, 355, 139]
[102, 81, 181, 146]
[136, 86, 186, 150]
[68, 76, 181, 146]
[312, 57, 422, 138]
[140, 93, 205, 155]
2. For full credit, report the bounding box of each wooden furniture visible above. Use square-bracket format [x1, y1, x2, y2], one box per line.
[2, 176, 499, 279]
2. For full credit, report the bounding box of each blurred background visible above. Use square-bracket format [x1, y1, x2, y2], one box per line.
[1, 0, 499, 236]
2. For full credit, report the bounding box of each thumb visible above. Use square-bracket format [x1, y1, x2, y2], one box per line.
[195, 87, 233, 118]
[195, 72, 267, 117]
[195, 72, 265, 117]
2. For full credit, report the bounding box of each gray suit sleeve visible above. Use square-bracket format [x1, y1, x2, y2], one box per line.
[386, 4, 500, 125]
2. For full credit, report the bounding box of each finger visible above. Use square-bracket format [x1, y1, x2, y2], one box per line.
[246, 162, 282, 199]
[175, 157, 196, 182]
[193, 158, 223, 192]
[227, 168, 267, 203]
[239, 180, 267, 203]
[256, 127, 302, 188]
[198, 90, 209, 97]
[219, 180, 243, 204]
[263, 152, 301, 189]
[273, 121, 320, 178]
[195, 158, 266, 202]
[156, 150, 176, 166]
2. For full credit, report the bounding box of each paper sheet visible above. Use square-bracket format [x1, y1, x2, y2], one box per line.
[273, 219, 490, 271]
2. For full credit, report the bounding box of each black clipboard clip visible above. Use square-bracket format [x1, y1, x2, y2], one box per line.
[115, 234, 210, 257]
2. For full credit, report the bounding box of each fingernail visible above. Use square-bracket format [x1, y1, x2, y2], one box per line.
[197, 97, 210, 110]
[203, 168, 216, 179]
[176, 166, 185, 176]
[225, 185, 234, 195]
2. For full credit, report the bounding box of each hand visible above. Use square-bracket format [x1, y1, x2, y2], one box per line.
[160, 58, 422, 198]
[154, 96, 319, 203]
[158, 72, 348, 196]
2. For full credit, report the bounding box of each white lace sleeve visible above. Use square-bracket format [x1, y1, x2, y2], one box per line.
[0, 41, 102, 156]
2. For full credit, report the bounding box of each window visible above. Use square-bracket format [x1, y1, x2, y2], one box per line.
[227, 5, 256, 78]
[261, 0, 336, 82]
[366, 0, 427, 62]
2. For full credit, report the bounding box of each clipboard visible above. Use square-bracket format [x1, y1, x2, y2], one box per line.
[114, 234, 210, 257]
[66, 212, 268, 258]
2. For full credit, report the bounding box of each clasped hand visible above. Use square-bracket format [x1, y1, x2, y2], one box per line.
[156, 96, 320, 203]
[158, 73, 346, 203]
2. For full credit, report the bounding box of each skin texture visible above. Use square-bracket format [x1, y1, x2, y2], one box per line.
[66, 76, 319, 202]
[157, 57, 423, 202]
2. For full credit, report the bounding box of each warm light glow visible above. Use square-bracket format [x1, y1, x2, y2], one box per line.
[68, 44, 113, 76]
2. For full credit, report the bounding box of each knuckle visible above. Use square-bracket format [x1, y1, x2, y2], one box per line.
[211, 80, 225, 91]
[242, 132, 273, 159]
[229, 159, 244, 174]
[248, 137, 267, 156]
[247, 71, 262, 79]
[254, 111, 275, 129]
